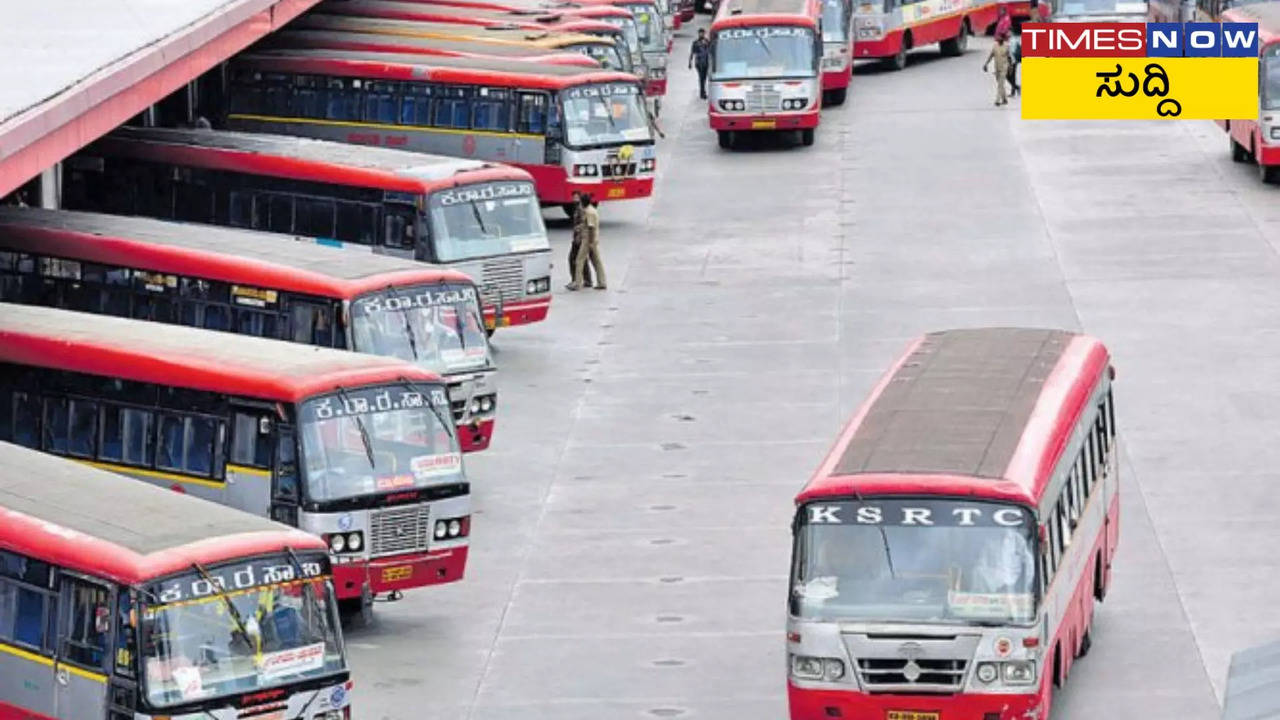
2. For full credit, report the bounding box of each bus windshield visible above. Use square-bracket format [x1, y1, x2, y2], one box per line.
[141, 557, 344, 708]
[1056, 0, 1146, 14]
[822, 0, 849, 42]
[299, 384, 463, 503]
[1265, 50, 1280, 111]
[713, 26, 816, 79]
[560, 82, 654, 148]
[626, 4, 665, 50]
[351, 283, 491, 374]
[574, 41, 630, 71]
[790, 498, 1038, 626]
[426, 181, 548, 262]
[601, 16, 643, 56]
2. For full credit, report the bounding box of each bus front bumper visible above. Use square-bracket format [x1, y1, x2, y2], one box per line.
[709, 109, 820, 131]
[1259, 142, 1280, 166]
[333, 547, 469, 599]
[484, 295, 552, 329]
[458, 417, 496, 453]
[787, 684, 1044, 720]
[853, 32, 904, 58]
[822, 67, 852, 90]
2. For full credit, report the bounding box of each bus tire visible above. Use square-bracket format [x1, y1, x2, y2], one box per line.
[1078, 624, 1093, 658]
[824, 87, 848, 106]
[1094, 553, 1107, 601]
[885, 37, 909, 70]
[718, 130, 733, 149]
[940, 19, 969, 55]
[1231, 135, 1248, 163]
[1261, 162, 1280, 185]
[801, 128, 815, 146]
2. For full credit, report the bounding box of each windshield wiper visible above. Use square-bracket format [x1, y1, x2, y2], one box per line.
[333, 386, 377, 470]
[191, 562, 255, 652]
[468, 199, 494, 237]
[848, 490, 896, 579]
[593, 92, 620, 134]
[384, 284, 420, 362]
[402, 377, 457, 443]
[753, 33, 774, 60]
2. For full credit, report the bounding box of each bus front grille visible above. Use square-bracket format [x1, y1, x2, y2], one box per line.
[369, 504, 431, 557]
[746, 87, 782, 113]
[854, 658, 968, 693]
[480, 257, 525, 307]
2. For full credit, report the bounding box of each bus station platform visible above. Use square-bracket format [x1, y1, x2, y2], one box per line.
[0, 0, 320, 199]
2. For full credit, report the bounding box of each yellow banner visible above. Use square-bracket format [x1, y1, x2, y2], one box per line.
[1021, 57, 1258, 120]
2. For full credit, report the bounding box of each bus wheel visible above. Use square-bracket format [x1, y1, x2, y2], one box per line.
[824, 87, 848, 106]
[718, 130, 733, 149]
[1231, 135, 1248, 163]
[1078, 624, 1093, 658]
[885, 41, 908, 71]
[1261, 162, 1280, 185]
[940, 20, 969, 55]
[801, 128, 815, 146]
[486, 327, 496, 339]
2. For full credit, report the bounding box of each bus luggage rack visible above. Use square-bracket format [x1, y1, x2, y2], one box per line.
[480, 257, 525, 306]
[854, 657, 969, 693]
[369, 504, 432, 557]
[746, 87, 782, 113]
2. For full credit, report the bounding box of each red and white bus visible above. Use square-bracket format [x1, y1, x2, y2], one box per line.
[851, 0, 999, 70]
[0, 443, 352, 720]
[269, 28, 603, 67]
[819, 0, 854, 105]
[0, 206, 499, 453]
[1220, 1, 1280, 184]
[0, 303, 471, 621]
[709, 0, 823, 148]
[289, 13, 633, 73]
[224, 50, 657, 208]
[558, 0, 671, 97]
[319, 0, 649, 86]
[63, 126, 552, 332]
[788, 328, 1119, 720]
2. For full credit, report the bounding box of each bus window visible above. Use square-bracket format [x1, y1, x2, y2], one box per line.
[156, 413, 217, 477]
[229, 191, 255, 229]
[291, 301, 336, 347]
[335, 201, 379, 245]
[235, 308, 279, 339]
[266, 194, 294, 234]
[296, 197, 337, 239]
[384, 206, 416, 251]
[364, 92, 397, 124]
[115, 592, 137, 678]
[0, 552, 52, 651]
[232, 411, 272, 469]
[60, 578, 111, 671]
[101, 405, 154, 466]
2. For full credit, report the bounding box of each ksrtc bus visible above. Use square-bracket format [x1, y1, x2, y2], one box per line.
[788, 328, 1119, 720]
[0, 206, 499, 453]
[268, 28, 604, 67]
[289, 13, 632, 72]
[224, 50, 657, 207]
[0, 303, 471, 620]
[1220, 1, 1280, 184]
[709, 0, 823, 148]
[554, 0, 671, 96]
[820, 0, 854, 105]
[851, 0, 999, 71]
[63, 126, 552, 332]
[0, 443, 352, 720]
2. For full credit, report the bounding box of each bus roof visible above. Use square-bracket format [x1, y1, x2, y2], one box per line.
[236, 48, 642, 89]
[91, 126, 531, 194]
[270, 29, 603, 66]
[712, 0, 819, 27]
[1222, 1, 1280, 45]
[0, 303, 445, 403]
[320, 0, 634, 27]
[0, 207, 476, 299]
[796, 328, 1111, 509]
[289, 14, 614, 47]
[0, 442, 325, 586]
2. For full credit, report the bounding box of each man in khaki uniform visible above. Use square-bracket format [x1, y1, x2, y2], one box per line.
[567, 191, 594, 288]
[983, 36, 1011, 106]
[567, 194, 606, 291]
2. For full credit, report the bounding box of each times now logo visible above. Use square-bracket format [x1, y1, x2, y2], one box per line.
[1022, 22, 1260, 57]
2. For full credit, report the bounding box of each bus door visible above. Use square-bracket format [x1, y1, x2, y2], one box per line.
[229, 407, 279, 518]
[383, 197, 420, 260]
[54, 575, 112, 719]
[271, 422, 302, 528]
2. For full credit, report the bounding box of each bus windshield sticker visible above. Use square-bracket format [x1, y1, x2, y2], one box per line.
[232, 285, 280, 308]
[719, 26, 811, 40]
[947, 591, 1034, 620]
[804, 501, 1029, 528]
[355, 286, 478, 315]
[411, 452, 463, 480]
[259, 642, 327, 680]
[375, 474, 418, 491]
[435, 182, 534, 207]
[172, 666, 205, 700]
[149, 556, 326, 605]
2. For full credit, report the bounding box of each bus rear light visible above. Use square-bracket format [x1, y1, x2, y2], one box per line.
[787, 631, 801, 643]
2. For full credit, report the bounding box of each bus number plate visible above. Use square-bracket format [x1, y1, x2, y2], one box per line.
[752, 120, 777, 129]
[608, 187, 626, 198]
[887, 713, 938, 720]
[382, 565, 413, 583]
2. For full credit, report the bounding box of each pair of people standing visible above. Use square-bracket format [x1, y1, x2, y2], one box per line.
[566, 193, 606, 291]
[983, 7, 1021, 106]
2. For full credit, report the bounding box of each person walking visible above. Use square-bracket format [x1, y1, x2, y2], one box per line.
[567, 195, 606, 291]
[690, 29, 711, 100]
[1007, 33, 1021, 97]
[983, 35, 1011, 106]
[566, 192, 595, 289]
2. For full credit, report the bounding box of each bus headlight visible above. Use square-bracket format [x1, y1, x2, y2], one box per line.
[648, 66, 666, 79]
[640, 158, 656, 172]
[435, 517, 470, 539]
[328, 533, 346, 553]
[317, 710, 343, 720]
[448, 519, 462, 537]
[435, 521, 448, 539]
[1271, 126, 1280, 140]
[470, 399, 483, 415]
[718, 99, 745, 111]
[975, 662, 999, 684]
[527, 277, 551, 294]
[478, 395, 495, 413]
[573, 164, 599, 177]
[1002, 661, 1036, 685]
[346, 532, 363, 552]
[783, 98, 809, 110]
[790, 654, 844, 681]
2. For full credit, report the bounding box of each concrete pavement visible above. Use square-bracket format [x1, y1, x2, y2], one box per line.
[344, 24, 1280, 720]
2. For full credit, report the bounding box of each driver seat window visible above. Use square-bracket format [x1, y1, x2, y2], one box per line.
[60, 578, 111, 671]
